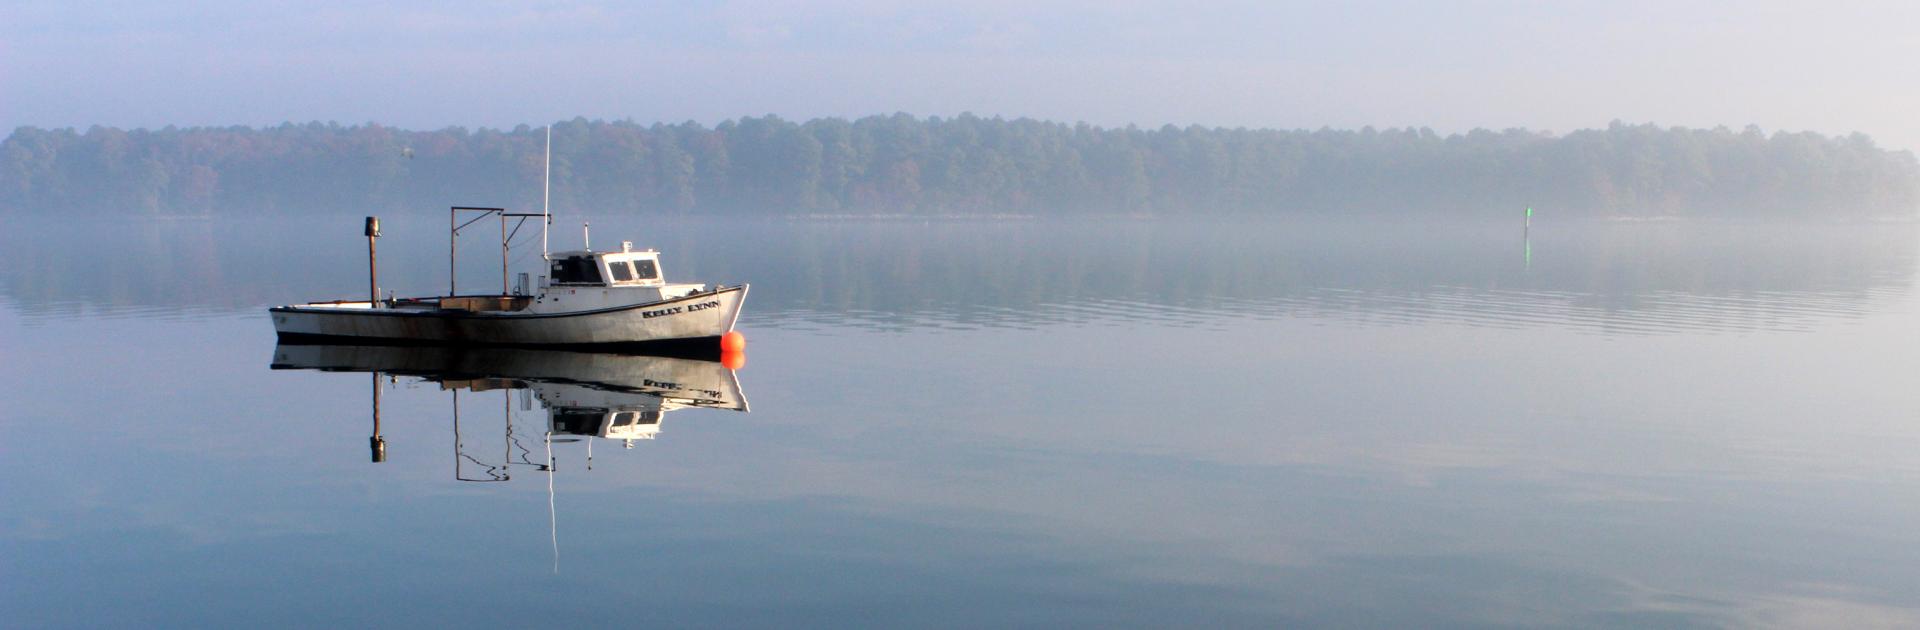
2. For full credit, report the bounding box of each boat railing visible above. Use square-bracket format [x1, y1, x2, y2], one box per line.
[438, 295, 534, 312]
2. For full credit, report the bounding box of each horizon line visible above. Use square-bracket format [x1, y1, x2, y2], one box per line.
[4, 115, 1894, 147]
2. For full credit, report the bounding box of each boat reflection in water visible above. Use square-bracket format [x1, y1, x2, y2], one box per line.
[272, 343, 748, 572]
[270, 343, 749, 470]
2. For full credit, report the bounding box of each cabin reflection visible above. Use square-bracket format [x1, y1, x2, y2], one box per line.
[544, 382, 668, 443]
[270, 343, 749, 472]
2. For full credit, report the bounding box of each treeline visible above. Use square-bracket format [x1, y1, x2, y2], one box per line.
[3, 114, 1916, 217]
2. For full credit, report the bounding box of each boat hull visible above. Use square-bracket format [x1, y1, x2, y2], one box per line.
[270, 285, 747, 348]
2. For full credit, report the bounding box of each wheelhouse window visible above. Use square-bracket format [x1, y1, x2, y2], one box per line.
[551, 408, 604, 435]
[601, 256, 660, 285]
[550, 256, 603, 285]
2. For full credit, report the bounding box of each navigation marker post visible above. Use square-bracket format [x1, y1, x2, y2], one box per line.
[1524, 207, 1533, 271]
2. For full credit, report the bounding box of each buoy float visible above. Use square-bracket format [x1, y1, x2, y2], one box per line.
[719, 331, 747, 369]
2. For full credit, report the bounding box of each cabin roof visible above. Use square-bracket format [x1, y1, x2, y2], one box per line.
[550, 248, 657, 258]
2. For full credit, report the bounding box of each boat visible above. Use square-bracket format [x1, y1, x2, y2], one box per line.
[269, 231, 749, 349]
[268, 127, 748, 350]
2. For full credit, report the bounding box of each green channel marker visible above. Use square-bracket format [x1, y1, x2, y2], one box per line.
[1524, 207, 1533, 270]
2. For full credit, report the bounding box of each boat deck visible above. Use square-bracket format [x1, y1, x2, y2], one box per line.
[289, 295, 534, 314]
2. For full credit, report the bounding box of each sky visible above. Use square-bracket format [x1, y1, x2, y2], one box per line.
[5, 0, 1920, 151]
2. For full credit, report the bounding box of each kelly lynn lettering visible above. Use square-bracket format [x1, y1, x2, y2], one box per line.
[642, 378, 724, 398]
[641, 300, 721, 319]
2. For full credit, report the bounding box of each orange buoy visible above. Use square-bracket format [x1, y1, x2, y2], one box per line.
[720, 349, 747, 370]
[721, 331, 747, 353]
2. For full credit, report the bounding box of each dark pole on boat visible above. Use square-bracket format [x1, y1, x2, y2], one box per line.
[370, 371, 387, 463]
[449, 207, 457, 296]
[501, 211, 509, 295]
[365, 216, 381, 307]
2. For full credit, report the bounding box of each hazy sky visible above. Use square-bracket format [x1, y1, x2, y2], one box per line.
[5, 1, 1920, 150]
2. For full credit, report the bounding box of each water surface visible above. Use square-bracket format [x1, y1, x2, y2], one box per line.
[4, 215, 1920, 627]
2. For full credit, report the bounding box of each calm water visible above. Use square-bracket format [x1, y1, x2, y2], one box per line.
[6, 214, 1920, 628]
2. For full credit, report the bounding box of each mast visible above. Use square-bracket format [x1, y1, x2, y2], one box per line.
[542, 125, 552, 260]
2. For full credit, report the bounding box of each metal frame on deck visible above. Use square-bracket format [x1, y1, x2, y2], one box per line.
[450, 206, 549, 296]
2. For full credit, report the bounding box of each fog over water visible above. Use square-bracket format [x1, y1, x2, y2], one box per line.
[6, 214, 1920, 626]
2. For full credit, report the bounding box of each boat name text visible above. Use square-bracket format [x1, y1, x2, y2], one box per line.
[642, 300, 722, 319]
[643, 379, 725, 399]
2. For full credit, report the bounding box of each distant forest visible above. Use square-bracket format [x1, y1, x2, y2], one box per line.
[3, 114, 1916, 218]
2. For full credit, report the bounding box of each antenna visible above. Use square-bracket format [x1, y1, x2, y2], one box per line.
[542, 125, 552, 260]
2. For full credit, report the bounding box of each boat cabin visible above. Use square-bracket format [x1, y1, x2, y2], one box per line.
[531, 241, 708, 312]
[548, 242, 666, 288]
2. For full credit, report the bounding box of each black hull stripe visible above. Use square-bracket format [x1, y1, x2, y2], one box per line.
[275, 332, 727, 359]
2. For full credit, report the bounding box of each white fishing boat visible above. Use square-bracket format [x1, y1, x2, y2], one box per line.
[269, 127, 749, 350]
[270, 234, 748, 348]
